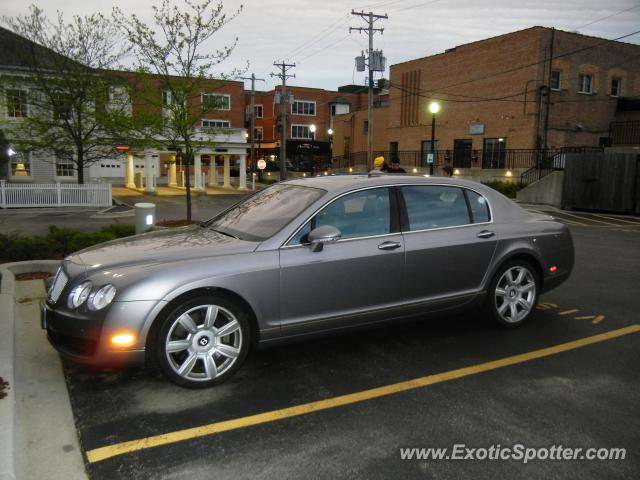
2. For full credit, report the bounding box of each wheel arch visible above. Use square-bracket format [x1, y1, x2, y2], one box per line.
[145, 287, 260, 363]
[487, 250, 544, 291]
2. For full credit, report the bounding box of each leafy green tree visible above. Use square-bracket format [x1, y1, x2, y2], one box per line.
[1, 5, 129, 183]
[113, 0, 244, 221]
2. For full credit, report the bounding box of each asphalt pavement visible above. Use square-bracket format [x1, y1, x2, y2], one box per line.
[2, 207, 639, 479]
[62, 214, 640, 479]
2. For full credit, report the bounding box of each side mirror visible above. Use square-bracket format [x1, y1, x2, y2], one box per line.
[308, 225, 341, 252]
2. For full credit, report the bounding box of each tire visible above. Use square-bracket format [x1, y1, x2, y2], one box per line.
[155, 295, 250, 388]
[485, 260, 540, 328]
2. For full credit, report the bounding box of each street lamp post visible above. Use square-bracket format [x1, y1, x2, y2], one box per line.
[428, 101, 440, 176]
[309, 124, 316, 177]
[327, 128, 333, 167]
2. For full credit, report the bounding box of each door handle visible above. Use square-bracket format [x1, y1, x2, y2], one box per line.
[378, 241, 401, 250]
[477, 230, 495, 239]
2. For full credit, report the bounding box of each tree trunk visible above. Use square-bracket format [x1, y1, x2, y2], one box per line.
[184, 144, 192, 222]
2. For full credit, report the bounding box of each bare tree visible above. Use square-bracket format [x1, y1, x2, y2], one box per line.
[1, 5, 129, 183]
[113, 0, 244, 221]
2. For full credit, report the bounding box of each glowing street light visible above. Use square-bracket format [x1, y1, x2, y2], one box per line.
[428, 101, 440, 175]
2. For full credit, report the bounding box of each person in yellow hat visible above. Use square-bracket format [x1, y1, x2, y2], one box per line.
[370, 156, 389, 174]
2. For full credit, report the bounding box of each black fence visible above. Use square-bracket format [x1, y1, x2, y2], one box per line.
[333, 149, 574, 171]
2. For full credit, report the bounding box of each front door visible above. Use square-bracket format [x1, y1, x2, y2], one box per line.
[453, 139, 472, 168]
[279, 187, 405, 335]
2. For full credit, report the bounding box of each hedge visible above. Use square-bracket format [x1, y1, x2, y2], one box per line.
[0, 224, 136, 262]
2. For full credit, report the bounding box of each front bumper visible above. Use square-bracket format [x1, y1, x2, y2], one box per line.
[41, 301, 146, 367]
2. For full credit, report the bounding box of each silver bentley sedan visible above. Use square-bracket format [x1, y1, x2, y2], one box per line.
[42, 175, 574, 388]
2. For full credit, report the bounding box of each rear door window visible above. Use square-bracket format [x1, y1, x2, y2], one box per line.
[401, 186, 471, 231]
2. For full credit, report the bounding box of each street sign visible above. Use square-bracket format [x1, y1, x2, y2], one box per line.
[427, 153, 434, 164]
[257, 159, 267, 170]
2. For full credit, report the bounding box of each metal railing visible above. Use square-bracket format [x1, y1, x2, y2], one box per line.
[332, 149, 572, 171]
[519, 146, 604, 186]
[0, 181, 112, 208]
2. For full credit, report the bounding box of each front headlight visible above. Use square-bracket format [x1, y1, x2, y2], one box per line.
[67, 281, 92, 309]
[87, 284, 117, 311]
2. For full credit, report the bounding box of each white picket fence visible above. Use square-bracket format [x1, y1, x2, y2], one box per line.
[0, 180, 112, 208]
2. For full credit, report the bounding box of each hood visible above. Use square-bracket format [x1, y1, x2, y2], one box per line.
[65, 225, 259, 274]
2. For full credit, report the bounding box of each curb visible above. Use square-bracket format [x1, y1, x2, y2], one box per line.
[0, 260, 60, 480]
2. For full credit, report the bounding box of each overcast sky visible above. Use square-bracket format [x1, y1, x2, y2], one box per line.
[1, 0, 639, 91]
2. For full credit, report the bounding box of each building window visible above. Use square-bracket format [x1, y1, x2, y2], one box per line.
[254, 127, 263, 140]
[10, 151, 31, 177]
[292, 100, 316, 116]
[550, 70, 561, 90]
[53, 92, 72, 121]
[162, 90, 185, 106]
[6, 89, 28, 117]
[201, 119, 230, 128]
[291, 124, 312, 139]
[202, 93, 230, 110]
[55, 157, 75, 177]
[482, 138, 507, 169]
[364, 121, 368, 133]
[578, 74, 593, 94]
[610, 78, 621, 97]
[254, 105, 263, 118]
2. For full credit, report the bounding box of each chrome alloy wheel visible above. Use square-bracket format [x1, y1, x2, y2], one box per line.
[164, 304, 242, 382]
[494, 266, 536, 324]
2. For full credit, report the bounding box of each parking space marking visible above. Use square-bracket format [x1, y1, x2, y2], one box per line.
[558, 309, 580, 315]
[85, 324, 640, 464]
[555, 217, 589, 227]
[575, 315, 606, 324]
[587, 213, 640, 225]
[557, 211, 618, 226]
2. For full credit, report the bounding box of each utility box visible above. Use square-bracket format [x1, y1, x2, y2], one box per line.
[134, 202, 156, 234]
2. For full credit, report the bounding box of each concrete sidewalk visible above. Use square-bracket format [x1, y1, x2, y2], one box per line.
[0, 262, 87, 480]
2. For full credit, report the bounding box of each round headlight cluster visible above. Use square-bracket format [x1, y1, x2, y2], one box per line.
[87, 284, 117, 311]
[68, 281, 92, 309]
[67, 282, 116, 311]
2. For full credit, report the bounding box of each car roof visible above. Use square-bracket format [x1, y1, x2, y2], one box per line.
[284, 174, 491, 195]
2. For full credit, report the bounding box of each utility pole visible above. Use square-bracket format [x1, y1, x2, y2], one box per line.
[271, 61, 296, 181]
[241, 73, 266, 184]
[350, 10, 388, 167]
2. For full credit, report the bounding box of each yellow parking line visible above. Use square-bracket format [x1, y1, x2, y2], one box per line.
[558, 211, 617, 226]
[85, 324, 640, 464]
[588, 213, 640, 225]
[556, 218, 588, 227]
[558, 309, 580, 315]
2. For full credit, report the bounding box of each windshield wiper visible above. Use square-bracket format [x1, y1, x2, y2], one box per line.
[209, 228, 239, 239]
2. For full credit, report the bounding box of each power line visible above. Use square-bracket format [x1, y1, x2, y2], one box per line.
[575, 5, 640, 30]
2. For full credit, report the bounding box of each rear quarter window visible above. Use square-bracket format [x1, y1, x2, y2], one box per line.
[466, 189, 491, 223]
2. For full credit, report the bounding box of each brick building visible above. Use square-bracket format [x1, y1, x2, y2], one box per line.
[332, 26, 640, 174]
[246, 85, 371, 169]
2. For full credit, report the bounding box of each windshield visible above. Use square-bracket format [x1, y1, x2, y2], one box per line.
[205, 184, 326, 241]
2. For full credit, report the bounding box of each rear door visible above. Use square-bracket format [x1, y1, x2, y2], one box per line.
[399, 185, 497, 308]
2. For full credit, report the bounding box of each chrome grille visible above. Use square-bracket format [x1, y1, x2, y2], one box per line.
[48, 268, 68, 303]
